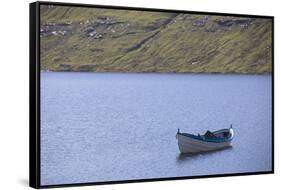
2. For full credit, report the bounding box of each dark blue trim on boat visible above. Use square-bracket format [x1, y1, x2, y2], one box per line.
[178, 132, 233, 143]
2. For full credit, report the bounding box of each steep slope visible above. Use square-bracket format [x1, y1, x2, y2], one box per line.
[40, 5, 272, 74]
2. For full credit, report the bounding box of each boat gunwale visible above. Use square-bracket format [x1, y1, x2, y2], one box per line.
[178, 128, 234, 143]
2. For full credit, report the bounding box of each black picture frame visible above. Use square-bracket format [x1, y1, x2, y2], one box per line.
[30, 1, 274, 189]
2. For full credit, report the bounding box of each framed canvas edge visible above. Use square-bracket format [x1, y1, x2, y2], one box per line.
[30, 1, 40, 189]
[29, 1, 275, 189]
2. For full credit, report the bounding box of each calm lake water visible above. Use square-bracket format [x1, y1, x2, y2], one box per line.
[40, 72, 272, 185]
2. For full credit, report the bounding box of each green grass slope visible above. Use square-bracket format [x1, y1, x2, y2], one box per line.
[40, 5, 272, 74]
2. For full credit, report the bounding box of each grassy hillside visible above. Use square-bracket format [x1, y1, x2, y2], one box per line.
[40, 5, 272, 74]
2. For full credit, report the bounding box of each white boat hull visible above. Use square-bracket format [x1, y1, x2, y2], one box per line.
[177, 128, 234, 153]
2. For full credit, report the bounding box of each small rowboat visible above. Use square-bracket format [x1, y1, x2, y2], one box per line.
[176, 126, 234, 154]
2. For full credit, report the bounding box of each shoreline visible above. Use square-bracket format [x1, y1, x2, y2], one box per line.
[40, 70, 272, 76]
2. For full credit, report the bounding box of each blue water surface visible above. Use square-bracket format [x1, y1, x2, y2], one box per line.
[40, 73, 272, 185]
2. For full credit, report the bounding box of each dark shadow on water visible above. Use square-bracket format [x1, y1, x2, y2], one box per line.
[177, 146, 233, 162]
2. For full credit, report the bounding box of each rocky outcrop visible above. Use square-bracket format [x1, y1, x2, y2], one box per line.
[40, 23, 73, 37]
[193, 16, 209, 27]
[215, 18, 253, 28]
